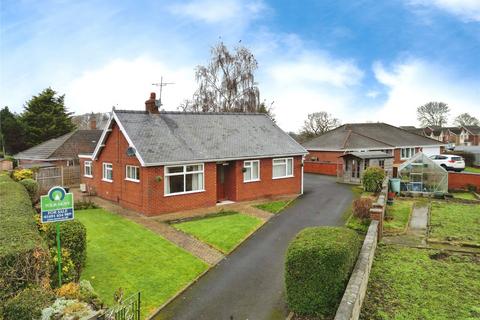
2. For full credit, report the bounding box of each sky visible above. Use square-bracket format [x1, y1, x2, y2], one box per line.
[1, 0, 479, 132]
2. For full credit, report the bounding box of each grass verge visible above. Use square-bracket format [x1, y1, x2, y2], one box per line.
[452, 192, 477, 200]
[255, 200, 292, 214]
[361, 245, 480, 320]
[172, 212, 263, 253]
[464, 166, 480, 174]
[76, 209, 208, 318]
[429, 202, 480, 245]
[383, 200, 414, 234]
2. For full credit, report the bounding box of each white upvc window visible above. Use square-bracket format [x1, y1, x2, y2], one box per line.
[165, 163, 204, 196]
[84, 161, 93, 178]
[102, 162, 113, 182]
[243, 160, 260, 182]
[125, 165, 140, 182]
[400, 148, 416, 160]
[272, 158, 294, 179]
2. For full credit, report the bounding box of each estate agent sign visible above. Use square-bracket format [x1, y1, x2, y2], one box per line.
[40, 186, 75, 286]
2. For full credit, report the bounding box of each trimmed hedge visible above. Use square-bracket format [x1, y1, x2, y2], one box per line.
[362, 167, 385, 192]
[285, 227, 362, 317]
[46, 220, 87, 283]
[2, 286, 54, 320]
[19, 178, 39, 204]
[0, 174, 49, 301]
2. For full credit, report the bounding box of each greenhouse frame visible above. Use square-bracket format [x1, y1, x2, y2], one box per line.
[398, 152, 448, 194]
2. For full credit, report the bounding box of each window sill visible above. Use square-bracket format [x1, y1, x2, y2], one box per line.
[125, 178, 140, 183]
[243, 179, 260, 183]
[164, 189, 205, 197]
[84, 175, 93, 178]
[272, 175, 294, 180]
[102, 178, 113, 183]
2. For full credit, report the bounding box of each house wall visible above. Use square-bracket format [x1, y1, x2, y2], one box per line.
[81, 123, 303, 216]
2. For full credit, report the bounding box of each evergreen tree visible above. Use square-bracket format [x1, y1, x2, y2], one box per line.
[21, 88, 75, 147]
[0, 106, 27, 154]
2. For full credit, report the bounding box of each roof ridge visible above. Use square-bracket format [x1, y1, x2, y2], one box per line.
[341, 130, 352, 149]
[114, 109, 267, 116]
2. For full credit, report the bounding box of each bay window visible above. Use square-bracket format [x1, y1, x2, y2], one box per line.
[102, 163, 113, 182]
[272, 158, 294, 179]
[165, 164, 204, 196]
[244, 160, 260, 182]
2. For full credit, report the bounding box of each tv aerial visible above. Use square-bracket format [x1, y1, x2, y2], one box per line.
[152, 76, 175, 107]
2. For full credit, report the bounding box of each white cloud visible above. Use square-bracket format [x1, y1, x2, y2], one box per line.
[407, 0, 480, 22]
[370, 59, 480, 126]
[169, 0, 266, 24]
[62, 57, 196, 114]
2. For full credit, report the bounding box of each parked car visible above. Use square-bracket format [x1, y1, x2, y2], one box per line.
[429, 155, 465, 172]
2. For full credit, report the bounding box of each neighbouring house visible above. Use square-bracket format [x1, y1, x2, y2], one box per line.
[79, 93, 307, 216]
[303, 123, 444, 183]
[403, 125, 480, 146]
[0, 157, 13, 171]
[339, 151, 394, 184]
[463, 126, 480, 146]
[14, 118, 103, 168]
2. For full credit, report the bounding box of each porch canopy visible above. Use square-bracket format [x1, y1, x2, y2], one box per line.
[398, 152, 448, 193]
[340, 151, 393, 160]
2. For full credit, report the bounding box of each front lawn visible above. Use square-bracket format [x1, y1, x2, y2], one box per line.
[172, 212, 262, 253]
[464, 166, 480, 174]
[255, 200, 291, 213]
[429, 202, 480, 245]
[361, 245, 480, 320]
[452, 192, 477, 200]
[76, 209, 208, 318]
[383, 200, 414, 234]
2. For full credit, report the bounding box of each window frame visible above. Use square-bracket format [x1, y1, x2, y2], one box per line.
[84, 161, 93, 178]
[243, 160, 260, 183]
[102, 162, 113, 182]
[400, 147, 416, 160]
[272, 157, 294, 179]
[164, 163, 205, 196]
[125, 165, 140, 183]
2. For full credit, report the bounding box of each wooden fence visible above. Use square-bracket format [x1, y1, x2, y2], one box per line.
[35, 165, 80, 192]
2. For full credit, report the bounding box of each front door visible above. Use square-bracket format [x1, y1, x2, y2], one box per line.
[217, 164, 226, 202]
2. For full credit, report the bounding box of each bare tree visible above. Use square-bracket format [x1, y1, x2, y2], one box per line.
[181, 42, 270, 115]
[301, 112, 340, 138]
[417, 102, 450, 127]
[454, 113, 479, 126]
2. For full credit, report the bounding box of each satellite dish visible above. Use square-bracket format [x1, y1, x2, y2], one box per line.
[126, 147, 136, 157]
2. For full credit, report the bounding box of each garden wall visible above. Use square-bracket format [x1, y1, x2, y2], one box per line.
[304, 161, 337, 176]
[448, 172, 480, 190]
[334, 220, 379, 320]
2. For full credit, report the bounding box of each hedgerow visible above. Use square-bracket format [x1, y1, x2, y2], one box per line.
[2, 286, 54, 320]
[362, 167, 385, 192]
[285, 227, 361, 317]
[0, 174, 49, 302]
[19, 178, 39, 204]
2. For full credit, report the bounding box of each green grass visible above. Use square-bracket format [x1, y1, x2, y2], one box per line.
[255, 200, 291, 213]
[76, 209, 208, 318]
[383, 200, 414, 234]
[452, 192, 477, 200]
[361, 245, 480, 320]
[345, 215, 371, 233]
[464, 166, 480, 174]
[429, 202, 480, 245]
[172, 212, 263, 253]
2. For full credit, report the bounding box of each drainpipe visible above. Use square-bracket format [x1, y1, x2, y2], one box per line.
[301, 156, 304, 195]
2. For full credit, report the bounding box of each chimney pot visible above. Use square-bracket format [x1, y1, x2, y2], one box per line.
[145, 92, 159, 114]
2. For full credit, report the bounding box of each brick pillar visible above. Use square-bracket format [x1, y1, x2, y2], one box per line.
[369, 207, 384, 241]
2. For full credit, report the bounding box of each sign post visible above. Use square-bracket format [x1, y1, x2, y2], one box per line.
[40, 186, 74, 287]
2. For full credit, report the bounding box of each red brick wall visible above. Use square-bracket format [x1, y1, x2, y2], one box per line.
[448, 172, 480, 190]
[303, 162, 337, 176]
[306, 150, 343, 163]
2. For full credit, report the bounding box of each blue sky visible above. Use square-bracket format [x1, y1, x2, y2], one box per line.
[1, 0, 479, 131]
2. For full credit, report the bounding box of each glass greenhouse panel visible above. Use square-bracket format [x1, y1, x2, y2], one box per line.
[398, 152, 448, 193]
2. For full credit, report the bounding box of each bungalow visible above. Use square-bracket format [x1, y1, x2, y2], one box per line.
[303, 123, 445, 182]
[79, 93, 307, 216]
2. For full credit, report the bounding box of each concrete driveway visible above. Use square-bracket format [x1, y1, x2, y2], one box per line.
[155, 174, 353, 320]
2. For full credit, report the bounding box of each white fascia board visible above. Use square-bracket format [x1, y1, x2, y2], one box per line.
[111, 111, 146, 166]
[78, 154, 93, 159]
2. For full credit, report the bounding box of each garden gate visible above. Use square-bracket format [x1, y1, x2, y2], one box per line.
[99, 292, 141, 320]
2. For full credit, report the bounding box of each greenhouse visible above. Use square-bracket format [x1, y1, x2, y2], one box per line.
[398, 152, 448, 194]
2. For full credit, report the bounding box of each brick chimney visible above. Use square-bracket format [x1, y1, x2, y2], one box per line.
[145, 92, 159, 114]
[89, 114, 97, 130]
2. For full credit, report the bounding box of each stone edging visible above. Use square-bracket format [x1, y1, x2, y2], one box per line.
[334, 220, 379, 320]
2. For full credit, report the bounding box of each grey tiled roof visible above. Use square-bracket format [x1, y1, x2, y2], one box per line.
[303, 123, 443, 150]
[340, 151, 393, 159]
[112, 110, 307, 165]
[15, 130, 103, 160]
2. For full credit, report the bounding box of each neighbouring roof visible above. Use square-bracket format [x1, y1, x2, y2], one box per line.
[93, 110, 307, 165]
[464, 125, 480, 135]
[15, 130, 103, 160]
[303, 123, 444, 151]
[340, 151, 394, 159]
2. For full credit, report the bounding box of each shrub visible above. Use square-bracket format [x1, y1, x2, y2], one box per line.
[353, 197, 373, 219]
[285, 227, 362, 317]
[46, 221, 87, 284]
[56, 282, 80, 299]
[74, 200, 98, 210]
[362, 167, 385, 192]
[12, 168, 33, 181]
[19, 178, 39, 204]
[2, 287, 54, 320]
[0, 175, 49, 301]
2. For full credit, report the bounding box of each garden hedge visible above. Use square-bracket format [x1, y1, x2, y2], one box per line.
[362, 167, 385, 192]
[285, 227, 362, 317]
[2, 286, 54, 320]
[19, 178, 39, 204]
[0, 174, 49, 302]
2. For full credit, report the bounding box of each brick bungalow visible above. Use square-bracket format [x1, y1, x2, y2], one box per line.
[303, 123, 445, 179]
[79, 93, 307, 216]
